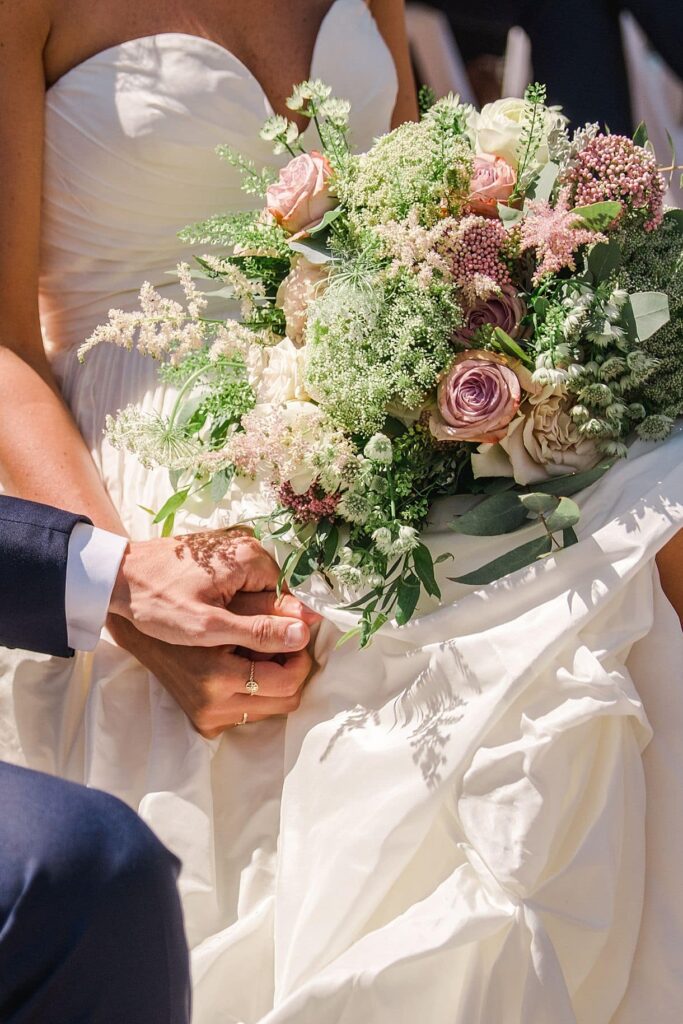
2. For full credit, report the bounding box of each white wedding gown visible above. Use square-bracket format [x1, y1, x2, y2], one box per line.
[2, 2, 683, 1020]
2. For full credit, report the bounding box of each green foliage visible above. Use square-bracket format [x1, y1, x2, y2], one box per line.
[178, 211, 290, 257]
[215, 146, 277, 195]
[619, 218, 683, 415]
[304, 270, 462, 435]
[511, 82, 548, 199]
[418, 84, 437, 116]
[337, 96, 473, 227]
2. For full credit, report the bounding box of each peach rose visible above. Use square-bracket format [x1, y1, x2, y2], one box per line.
[429, 350, 522, 444]
[276, 256, 329, 346]
[467, 154, 517, 218]
[266, 151, 336, 237]
[472, 380, 600, 484]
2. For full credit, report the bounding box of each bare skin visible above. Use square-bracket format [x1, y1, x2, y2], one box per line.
[0, 0, 417, 732]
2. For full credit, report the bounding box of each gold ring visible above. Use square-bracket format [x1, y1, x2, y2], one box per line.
[235, 712, 248, 727]
[245, 661, 260, 696]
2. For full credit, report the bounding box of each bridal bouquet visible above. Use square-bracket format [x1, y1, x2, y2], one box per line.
[82, 81, 683, 644]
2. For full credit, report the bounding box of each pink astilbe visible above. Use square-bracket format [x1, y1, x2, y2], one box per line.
[277, 481, 341, 524]
[563, 134, 665, 231]
[437, 215, 511, 302]
[520, 194, 605, 283]
[225, 406, 321, 482]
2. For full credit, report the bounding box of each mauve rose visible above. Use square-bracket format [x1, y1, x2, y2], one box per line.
[429, 351, 522, 444]
[454, 285, 527, 346]
[266, 151, 336, 236]
[467, 154, 517, 218]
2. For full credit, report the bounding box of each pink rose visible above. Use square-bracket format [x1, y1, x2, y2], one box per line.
[454, 285, 527, 346]
[266, 151, 336, 237]
[467, 154, 517, 218]
[429, 351, 522, 444]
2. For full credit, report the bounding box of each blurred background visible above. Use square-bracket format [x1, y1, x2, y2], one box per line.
[405, 2, 683, 206]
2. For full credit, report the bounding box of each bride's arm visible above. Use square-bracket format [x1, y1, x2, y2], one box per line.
[0, 5, 125, 533]
[368, 0, 419, 126]
[656, 537, 683, 627]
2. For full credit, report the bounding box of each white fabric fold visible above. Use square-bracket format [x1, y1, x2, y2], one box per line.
[2, 11, 679, 1018]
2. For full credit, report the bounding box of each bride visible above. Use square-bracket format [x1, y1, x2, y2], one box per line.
[1, 1, 683, 1021]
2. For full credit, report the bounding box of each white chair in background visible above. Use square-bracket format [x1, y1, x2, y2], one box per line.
[501, 26, 532, 99]
[620, 11, 682, 207]
[404, 3, 477, 104]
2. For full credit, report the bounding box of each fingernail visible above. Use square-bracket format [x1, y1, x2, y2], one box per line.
[285, 622, 307, 648]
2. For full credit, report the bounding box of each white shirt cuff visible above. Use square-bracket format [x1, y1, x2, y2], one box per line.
[65, 523, 128, 651]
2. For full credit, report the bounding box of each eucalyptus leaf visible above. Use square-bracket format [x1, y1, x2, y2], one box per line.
[587, 238, 622, 283]
[451, 491, 529, 536]
[395, 574, 421, 626]
[161, 513, 176, 538]
[498, 203, 523, 229]
[633, 122, 649, 147]
[288, 236, 332, 265]
[322, 524, 340, 565]
[306, 207, 343, 236]
[625, 291, 670, 341]
[664, 208, 683, 234]
[413, 544, 441, 599]
[210, 468, 233, 503]
[519, 492, 559, 515]
[531, 460, 613, 496]
[571, 201, 622, 230]
[543, 496, 581, 532]
[153, 488, 191, 525]
[526, 160, 559, 202]
[476, 477, 517, 495]
[450, 534, 553, 586]
[563, 527, 579, 548]
[289, 546, 318, 587]
[492, 327, 534, 367]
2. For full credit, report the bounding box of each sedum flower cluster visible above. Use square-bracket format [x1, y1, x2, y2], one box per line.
[83, 81, 681, 640]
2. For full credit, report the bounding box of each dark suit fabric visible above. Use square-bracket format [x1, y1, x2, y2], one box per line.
[0, 496, 90, 658]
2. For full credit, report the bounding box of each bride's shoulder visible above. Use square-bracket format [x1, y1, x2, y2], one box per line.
[0, 0, 50, 50]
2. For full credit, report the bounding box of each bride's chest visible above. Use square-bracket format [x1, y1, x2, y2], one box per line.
[47, 0, 339, 122]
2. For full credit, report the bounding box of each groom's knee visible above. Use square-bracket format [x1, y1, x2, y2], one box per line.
[0, 762, 179, 920]
[0, 764, 189, 1022]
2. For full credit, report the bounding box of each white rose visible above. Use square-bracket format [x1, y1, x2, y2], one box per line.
[474, 97, 563, 170]
[276, 256, 329, 346]
[279, 400, 324, 494]
[254, 338, 310, 405]
[472, 381, 600, 485]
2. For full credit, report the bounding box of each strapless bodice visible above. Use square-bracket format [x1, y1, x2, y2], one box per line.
[39, 0, 397, 355]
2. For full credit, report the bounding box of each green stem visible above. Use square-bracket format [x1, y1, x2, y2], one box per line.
[168, 364, 212, 428]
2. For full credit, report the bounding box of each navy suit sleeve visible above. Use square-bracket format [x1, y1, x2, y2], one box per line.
[0, 496, 92, 658]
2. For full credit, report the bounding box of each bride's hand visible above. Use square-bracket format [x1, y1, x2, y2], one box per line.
[106, 594, 315, 738]
[109, 528, 320, 650]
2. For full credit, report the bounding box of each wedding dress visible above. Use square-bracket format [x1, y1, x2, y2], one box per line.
[1, 1, 682, 1019]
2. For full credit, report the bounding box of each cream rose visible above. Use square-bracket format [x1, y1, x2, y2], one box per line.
[473, 98, 563, 169]
[472, 380, 600, 485]
[276, 256, 329, 346]
[266, 151, 336, 236]
[252, 338, 310, 406]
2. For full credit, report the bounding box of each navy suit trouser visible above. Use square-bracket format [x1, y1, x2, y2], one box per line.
[0, 763, 190, 1023]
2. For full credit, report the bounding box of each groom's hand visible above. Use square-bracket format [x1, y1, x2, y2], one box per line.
[108, 528, 320, 651]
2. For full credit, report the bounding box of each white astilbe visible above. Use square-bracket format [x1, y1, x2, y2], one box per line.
[203, 259, 266, 318]
[78, 264, 210, 362]
[209, 320, 277, 362]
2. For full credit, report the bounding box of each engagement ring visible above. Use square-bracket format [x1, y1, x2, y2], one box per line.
[245, 661, 260, 696]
